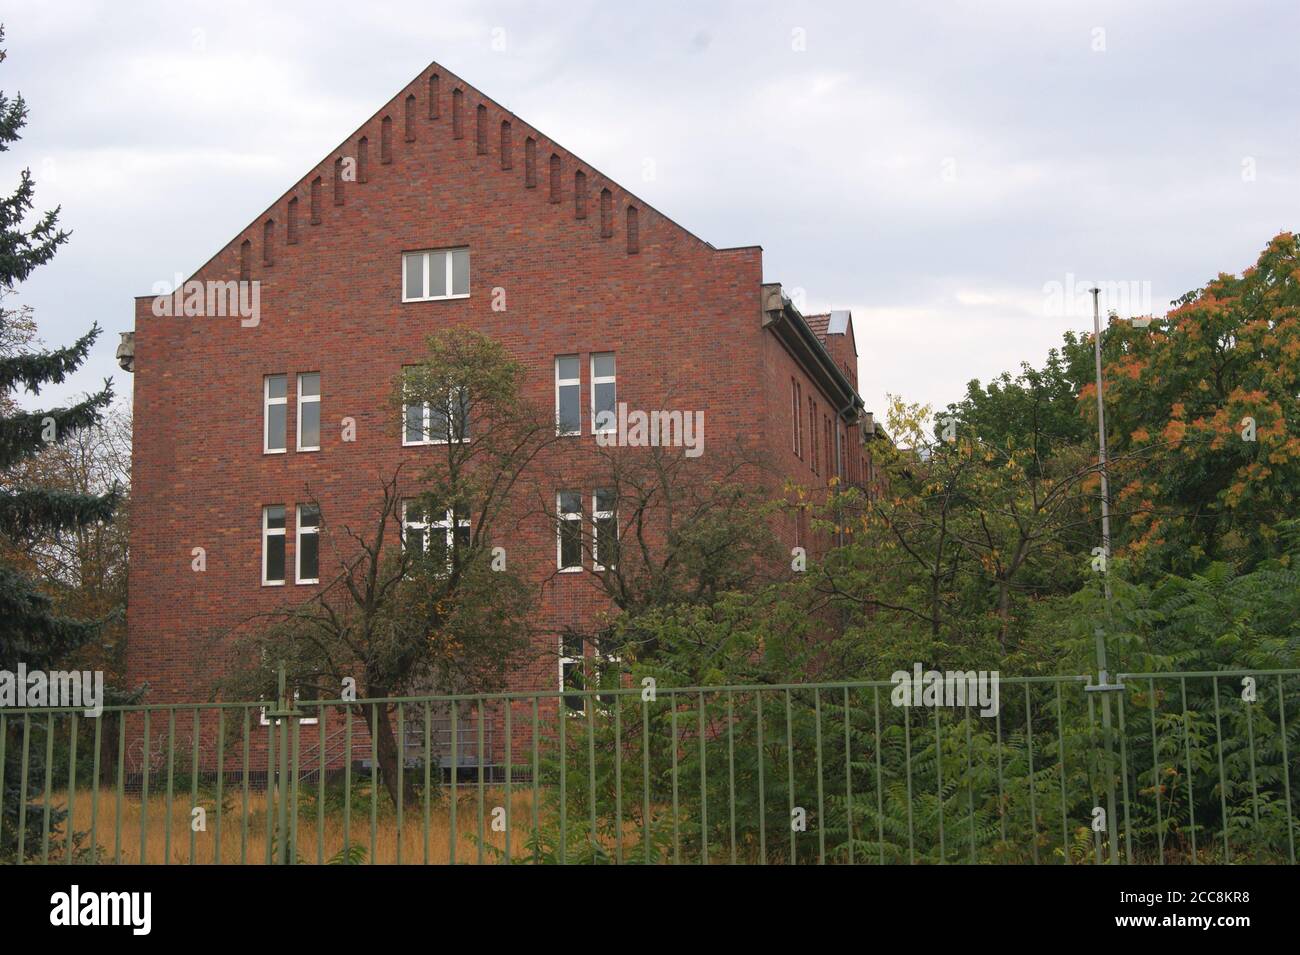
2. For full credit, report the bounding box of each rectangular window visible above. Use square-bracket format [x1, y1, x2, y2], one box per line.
[555, 356, 580, 436]
[403, 385, 470, 445]
[592, 489, 616, 570]
[402, 501, 469, 569]
[810, 399, 818, 475]
[560, 633, 585, 715]
[792, 379, 802, 458]
[262, 505, 286, 585]
[402, 248, 470, 301]
[264, 375, 287, 453]
[557, 490, 582, 571]
[297, 373, 320, 451]
[296, 504, 320, 583]
[591, 353, 616, 435]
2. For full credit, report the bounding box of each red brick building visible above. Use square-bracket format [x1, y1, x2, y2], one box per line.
[123, 62, 879, 741]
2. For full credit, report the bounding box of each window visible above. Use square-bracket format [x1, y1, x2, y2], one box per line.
[809, 398, 818, 474]
[591, 353, 616, 435]
[403, 385, 469, 445]
[296, 504, 320, 584]
[560, 633, 585, 715]
[555, 356, 580, 436]
[402, 248, 470, 301]
[792, 379, 802, 457]
[402, 501, 469, 568]
[592, 489, 616, 571]
[557, 491, 582, 571]
[297, 373, 320, 451]
[264, 375, 287, 453]
[262, 505, 286, 585]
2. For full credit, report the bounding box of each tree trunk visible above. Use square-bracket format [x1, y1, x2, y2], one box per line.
[366, 701, 416, 809]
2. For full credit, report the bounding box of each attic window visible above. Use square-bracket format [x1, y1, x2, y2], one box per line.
[452, 89, 464, 139]
[287, 197, 299, 245]
[626, 205, 639, 254]
[381, 116, 393, 163]
[403, 248, 470, 302]
[500, 121, 512, 170]
[549, 154, 561, 202]
[405, 94, 416, 142]
[358, 136, 369, 183]
[239, 239, 251, 282]
[476, 105, 488, 155]
[263, 220, 275, 266]
[310, 178, 322, 224]
[333, 157, 344, 205]
[600, 189, 612, 237]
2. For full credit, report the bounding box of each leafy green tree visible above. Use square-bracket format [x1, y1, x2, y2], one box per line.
[0, 23, 117, 860]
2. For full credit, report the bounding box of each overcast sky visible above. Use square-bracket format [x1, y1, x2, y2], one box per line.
[3, 0, 1297, 420]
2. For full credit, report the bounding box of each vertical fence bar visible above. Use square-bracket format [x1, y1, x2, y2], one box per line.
[1277, 676, 1295, 865]
[874, 685, 884, 865]
[396, 703, 404, 866]
[450, 703, 458, 864]
[279, 701, 290, 866]
[65, 713, 78, 864]
[670, 694, 680, 864]
[756, 691, 766, 864]
[964, 704, 975, 864]
[140, 709, 151, 864]
[318, 707, 326, 867]
[476, 704, 484, 865]
[264, 708, 275, 865]
[215, 710, 225, 865]
[115, 714, 125, 865]
[1023, 684, 1038, 866]
[368, 704, 377, 866]
[531, 698, 539, 864]
[240, 708, 250, 866]
[642, 697, 651, 864]
[1116, 691, 1133, 863]
[1055, 684, 1069, 866]
[1212, 676, 1229, 862]
[903, 703, 914, 864]
[164, 708, 175, 865]
[343, 707, 352, 862]
[934, 704, 944, 864]
[614, 697, 623, 865]
[1180, 677, 1197, 864]
[814, 689, 825, 865]
[422, 703, 431, 866]
[588, 696, 597, 854]
[557, 699, 566, 865]
[40, 712, 54, 863]
[17, 714, 30, 864]
[90, 714, 102, 863]
[785, 689, 796, 864]
[289, 707, 300, 865]
[995, 700, 1006, 848]
[1148, 678, 1163, 864]
[505, 700, 513, 864]
[699, 691, 709, 866]
[842, 687, 853, 865]
[727, 690, 736, 865]
[189, 709, 200, 864]
[1244, 690, 1260, 863]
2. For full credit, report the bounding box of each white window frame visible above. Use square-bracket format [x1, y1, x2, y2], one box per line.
[590, 352, 616, 435]
[259, 689, 319, 727]
[297, 373, 320, 452]
[555, 356, 580, 436]
[264, 374, 287, 454]
[592, 489, 616, 571]
[557, 491, 583, 572]
[559, 635, 585, 716]
[295, 504, 320, 584]
[401, 248, 470, 303]
[402, 501, 469, 567]
[402, 386, 469, 447]
[262, 505, 286, 586]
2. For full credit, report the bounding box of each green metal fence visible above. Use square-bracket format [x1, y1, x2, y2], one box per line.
[1, 669, 1296, 864]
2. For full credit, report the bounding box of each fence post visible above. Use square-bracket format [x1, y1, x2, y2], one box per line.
[267, 664, 302, 864]
[1087, 626, 1125, 864]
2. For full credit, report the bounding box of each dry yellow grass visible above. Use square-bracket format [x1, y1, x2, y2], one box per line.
[54, 785, 544, 864]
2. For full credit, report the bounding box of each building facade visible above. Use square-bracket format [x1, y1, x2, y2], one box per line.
[123, 62, 879, 725]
